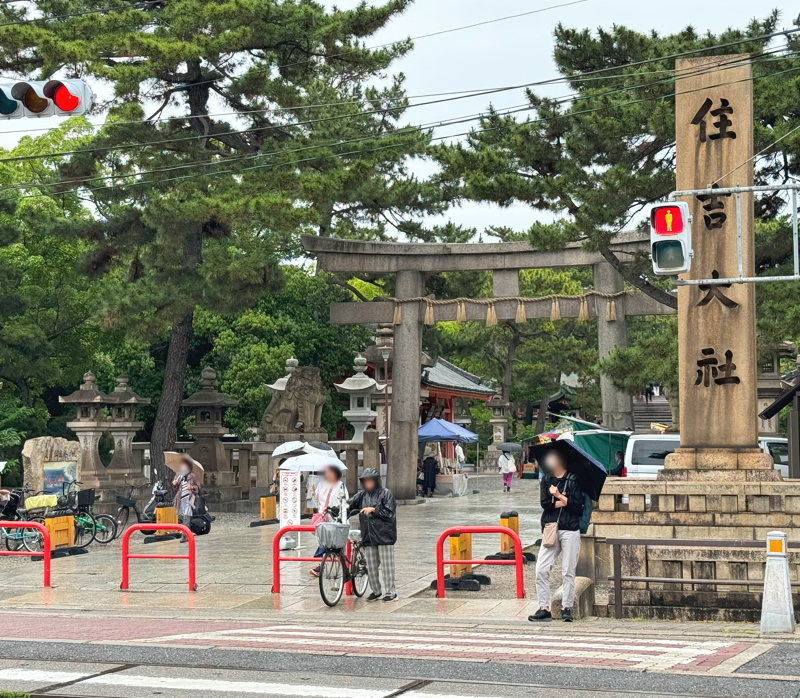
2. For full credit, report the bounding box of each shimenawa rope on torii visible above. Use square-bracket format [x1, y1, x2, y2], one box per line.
[388, 290, 633, 326]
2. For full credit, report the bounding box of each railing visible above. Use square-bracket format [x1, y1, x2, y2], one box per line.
[121, 524, 197, 591]
[0, 521, 51, 587]
[435, 526, 525, 599]
[271, 524, 319, 594]
[607, 537, 800, 619]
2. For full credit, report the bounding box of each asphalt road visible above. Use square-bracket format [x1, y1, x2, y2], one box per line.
[1, 639, 799, 698]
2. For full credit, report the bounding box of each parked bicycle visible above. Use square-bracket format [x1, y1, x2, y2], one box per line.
[0, 488, 47, 553]
[60, 481, 117, 546]
[317, 508, 369, 607]
[114, 476, 170, 535]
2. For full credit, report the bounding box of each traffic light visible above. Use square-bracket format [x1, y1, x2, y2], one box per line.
[650, 201, 692, 275]
[0, 79, 93, 119]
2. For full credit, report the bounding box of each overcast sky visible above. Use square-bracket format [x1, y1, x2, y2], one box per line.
[1, 0, 796, 236]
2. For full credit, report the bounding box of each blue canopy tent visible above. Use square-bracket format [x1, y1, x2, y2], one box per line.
[418, 418, 478, 443]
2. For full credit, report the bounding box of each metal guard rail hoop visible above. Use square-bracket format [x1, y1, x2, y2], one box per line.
[606, 537, 800, 619]
[436, 526, 525, 599]
[0, 521, 51, 587]
[121, 523, 197, 591]
[271, 524, 354, 596]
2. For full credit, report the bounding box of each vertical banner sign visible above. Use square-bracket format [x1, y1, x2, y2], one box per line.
[279, 470, 302, 531]
[675, 56, 757, 449]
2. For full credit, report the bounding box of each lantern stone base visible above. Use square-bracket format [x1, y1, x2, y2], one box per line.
[582, 449, 800, 621]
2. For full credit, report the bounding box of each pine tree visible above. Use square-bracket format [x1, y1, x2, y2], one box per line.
[0, 0, 429, 478]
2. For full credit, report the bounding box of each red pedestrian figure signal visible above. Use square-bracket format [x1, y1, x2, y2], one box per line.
[650, 201, 692, 275]
[652, 205, 685, 235]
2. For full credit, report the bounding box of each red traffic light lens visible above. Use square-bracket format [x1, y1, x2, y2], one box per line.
[652, 206, 684, 235]
[53, 84, 79, 111]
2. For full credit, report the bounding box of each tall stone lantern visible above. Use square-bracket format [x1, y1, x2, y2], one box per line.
[334, 355, 385, 442]
[105, 375, 150, 484]
[59, 371, 111, 488]
[182, 367, 238, 473]
[483, 392, 509, 471]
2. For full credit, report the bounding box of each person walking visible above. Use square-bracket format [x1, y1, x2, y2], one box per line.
[309, 464, 348, 577]
[172, 455, 201, 543]
[498, 450, 516, 492]
[421, 454, 438, 497]
[349, 468, 397, 602]
[529, 448, 585, 623]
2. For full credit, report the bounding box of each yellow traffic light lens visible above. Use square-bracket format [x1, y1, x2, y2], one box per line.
[21, 86, 48, 113]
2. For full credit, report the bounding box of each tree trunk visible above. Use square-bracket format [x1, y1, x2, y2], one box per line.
[535, 387, 550, 435]
[150, 311, 194, 483]
[149, 226, 203, 483]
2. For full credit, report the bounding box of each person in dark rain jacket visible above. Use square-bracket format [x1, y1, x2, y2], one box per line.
[348, 468, 398, 602]
[529, 449, 585, 623]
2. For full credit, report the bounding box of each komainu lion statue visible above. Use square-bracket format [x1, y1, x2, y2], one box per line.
[262, 367, 327, 433]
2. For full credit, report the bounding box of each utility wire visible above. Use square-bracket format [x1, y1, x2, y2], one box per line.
[6, 58, 800, 200]
[0, 52, 781, 189]
[0, 48, 787, 168]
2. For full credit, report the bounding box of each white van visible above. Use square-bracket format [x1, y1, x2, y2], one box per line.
[625, 434, 789, 478]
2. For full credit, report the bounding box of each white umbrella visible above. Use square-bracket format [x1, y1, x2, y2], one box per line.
[279, 453, 347, 472]
[272, 440, 306, 457]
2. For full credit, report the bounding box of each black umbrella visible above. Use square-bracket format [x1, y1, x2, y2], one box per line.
[531, 439, 607, 500]
[497, 442, 522, 453]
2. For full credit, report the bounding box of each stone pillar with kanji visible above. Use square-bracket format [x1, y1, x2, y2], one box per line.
[666, 56, 773, 474]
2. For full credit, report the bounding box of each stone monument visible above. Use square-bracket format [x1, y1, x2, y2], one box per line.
[105, 375, 150, 485]
[22, 436, 82, 495]
[261, 365, 327, 440]
[483, 392, 509, 471]
[585, 57, 800, 621]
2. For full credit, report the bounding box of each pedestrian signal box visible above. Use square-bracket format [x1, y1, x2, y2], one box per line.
[650, 201, 692, 275]
[0, 80, 93, 119]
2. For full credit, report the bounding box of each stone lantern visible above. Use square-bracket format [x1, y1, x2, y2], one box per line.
[105, 375, 150, 483]
[483, 392, 509, 471]
[334, 355, 385, 443]
[59, 371, 111, 487]
[182, 367, 238, 473]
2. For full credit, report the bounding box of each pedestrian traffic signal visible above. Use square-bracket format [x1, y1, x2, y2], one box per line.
[0, 79, 93, 119]
[650, 201, 692, 275]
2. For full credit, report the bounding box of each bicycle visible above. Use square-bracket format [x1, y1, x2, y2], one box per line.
[67, 483, 117, 545]
[0, 488, 47, 553]
[114, 476, 170, 536]
[317, 516, 369, 607]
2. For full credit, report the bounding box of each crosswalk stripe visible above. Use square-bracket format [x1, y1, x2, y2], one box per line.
[84, 675, 389, 697]
[0, 668, 90, 683]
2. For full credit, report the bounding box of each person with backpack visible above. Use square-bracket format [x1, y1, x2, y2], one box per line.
[529, 448, 585, 623]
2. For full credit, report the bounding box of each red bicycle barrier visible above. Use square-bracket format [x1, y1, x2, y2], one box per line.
[0, 521, 51, 587]
[435, 526, 526, 599]
[271, 524, 353, 595]
[121, 523, 197, 591]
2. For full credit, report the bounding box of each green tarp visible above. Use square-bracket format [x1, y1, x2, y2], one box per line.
[570, 431, 630, 473]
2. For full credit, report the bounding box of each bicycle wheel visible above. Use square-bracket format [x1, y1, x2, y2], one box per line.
[74, 513, 96, 548]
[319, 550, 345, 607]
[115, 506, 130, 531]
[3, 530, 21, 551]
[351, 544, 369, 598]
[93, 514, 117, 544]
[22, 518, 45, 553]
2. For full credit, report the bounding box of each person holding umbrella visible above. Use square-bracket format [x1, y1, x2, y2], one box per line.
[166, 453, 203, 543]
[497, 443, 521, 492]
[528, 440, 606, 623]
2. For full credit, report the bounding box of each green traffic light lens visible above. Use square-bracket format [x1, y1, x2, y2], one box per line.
[654, 241, 685, 270]
[0, 90, 17, 115]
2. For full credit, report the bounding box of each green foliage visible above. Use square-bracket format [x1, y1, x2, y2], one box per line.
[425, 267, 600, 432]
[194, 267, 372, 438]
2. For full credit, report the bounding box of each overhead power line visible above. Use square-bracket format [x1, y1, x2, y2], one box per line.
[0, 48, 787, 168]
[5, 57, 799, 200]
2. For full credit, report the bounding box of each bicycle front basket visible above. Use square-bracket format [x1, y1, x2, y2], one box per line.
[316, 522, 350, 550]
[77, 489, 95, 508]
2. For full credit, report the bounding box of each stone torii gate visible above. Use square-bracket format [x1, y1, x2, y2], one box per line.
[302, 232, 675, 499]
